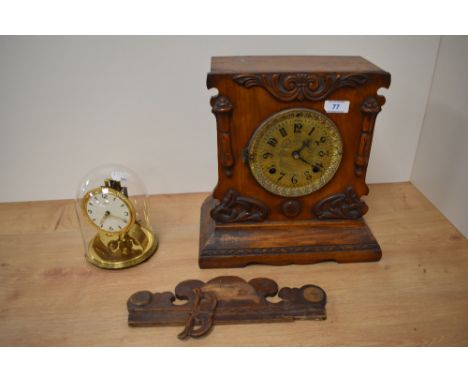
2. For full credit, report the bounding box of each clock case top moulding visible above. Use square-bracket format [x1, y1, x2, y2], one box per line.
[200, 56, 391, 268]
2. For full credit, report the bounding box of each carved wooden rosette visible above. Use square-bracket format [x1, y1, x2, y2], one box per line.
[210, 188, 269, 223]
[211, 95, 234, 177]
[281, 199, 302, 218]
[355, 97, 382, 177]
[233, 73, 369, 102]
[313, 186, 368, 219]
[127, 276, 327, 340]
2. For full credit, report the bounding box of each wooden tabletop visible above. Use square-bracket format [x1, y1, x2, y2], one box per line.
[1, 182, 467, 346]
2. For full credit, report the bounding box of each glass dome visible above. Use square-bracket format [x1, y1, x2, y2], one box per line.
[76, 164, 157, 269]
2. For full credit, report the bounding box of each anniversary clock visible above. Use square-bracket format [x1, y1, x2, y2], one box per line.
[199, 56, 390, 268]
[76, 165, 158, 269]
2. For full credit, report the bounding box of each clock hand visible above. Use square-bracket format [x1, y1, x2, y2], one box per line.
[294, 153, 321, 173]
[292, 139, 311, 158]
[107, 213, 128, 222]
[285, 138, 320, 174]
[291, 139, 321, 172]
[299, 139, 311, 153]
[294, 139, 311, 155]
[100, 210, 110, 225]
[299, 156, 313, 166]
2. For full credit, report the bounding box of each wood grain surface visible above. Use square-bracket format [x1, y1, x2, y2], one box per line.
[1, 183, 467, 346]
[211, 55, 385, 73]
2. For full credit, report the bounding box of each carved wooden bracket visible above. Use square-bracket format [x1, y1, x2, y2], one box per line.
[313, 186, 368, 219]
[210, 188, 269, 223]
[127, 276, 327, 340]
[355, 96, 382, 176]
[233, 73, 369, 102]
[211, 95, 235, 177]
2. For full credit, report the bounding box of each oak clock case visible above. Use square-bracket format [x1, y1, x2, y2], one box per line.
[76, 165, 158, 269]
[199, 56, 391, 268]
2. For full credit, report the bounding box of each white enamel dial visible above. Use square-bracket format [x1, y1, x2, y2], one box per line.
[83, 188, 135, 233]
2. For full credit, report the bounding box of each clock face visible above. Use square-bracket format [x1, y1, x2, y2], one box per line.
[83, 187, 135, 233]
[248, 108, 343, 197]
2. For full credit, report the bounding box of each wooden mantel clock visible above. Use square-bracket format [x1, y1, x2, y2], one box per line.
[199, 56, 390, 268]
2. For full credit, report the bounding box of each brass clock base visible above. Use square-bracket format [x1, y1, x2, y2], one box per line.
[199, 196, 381, 268]
[86, 225, 158, 269]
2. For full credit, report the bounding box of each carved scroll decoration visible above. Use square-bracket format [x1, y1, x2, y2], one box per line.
[355, 96, 381, 176]
[127, 276, 327, 340]
[210, 188, 269, 223]
[211, 95, 235, 177]
[313, 186, 368, 219]
[233, 73, 369, 102]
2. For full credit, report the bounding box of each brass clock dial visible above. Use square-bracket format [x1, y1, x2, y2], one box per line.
[248, 108, 343, 197]
[83, 187, 136, 234]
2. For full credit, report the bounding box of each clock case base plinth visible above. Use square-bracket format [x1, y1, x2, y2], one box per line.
[199, 196, 381, 268]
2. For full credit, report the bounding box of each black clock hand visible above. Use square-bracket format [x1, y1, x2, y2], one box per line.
[298, 156, 321, 172]
[297, 156, 312, 166]
[296, 139, 311, 155]
[291, 139, 310, 159]
[100, 210, 110, 225]
[292, 140, 317, 163]
[291, 139, 321, 173]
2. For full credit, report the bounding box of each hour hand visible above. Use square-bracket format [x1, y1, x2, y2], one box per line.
[100, 211, 110, 225]
[297, 139, 311, 154]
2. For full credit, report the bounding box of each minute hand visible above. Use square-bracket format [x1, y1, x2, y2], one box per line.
[297, 153, 321, 172]
[298, 156, 312, 166]
[108, 213, 127, 222]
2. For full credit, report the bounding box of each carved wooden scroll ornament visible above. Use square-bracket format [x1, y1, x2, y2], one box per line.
[313, 186, 368, 219]
[233, 73, 369, 102]
[210, 188, 269, 223]
[127, 276, 327, 340]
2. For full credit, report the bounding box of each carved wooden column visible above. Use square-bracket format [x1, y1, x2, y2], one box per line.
[211, 95, 234, 177]
[355, 97, 382, 177]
